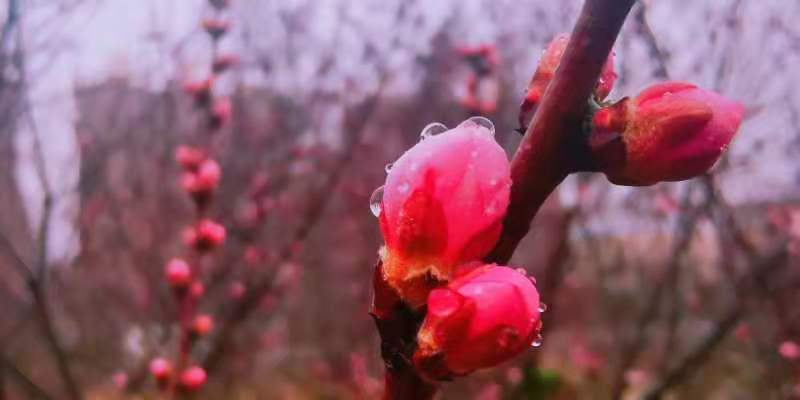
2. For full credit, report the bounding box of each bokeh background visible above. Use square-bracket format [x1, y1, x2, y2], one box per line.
[0, 0, 798, 398]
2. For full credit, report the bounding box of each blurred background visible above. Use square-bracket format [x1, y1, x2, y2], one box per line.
[0, 0, 798, 398]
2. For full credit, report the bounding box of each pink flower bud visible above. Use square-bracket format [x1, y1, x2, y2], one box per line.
[190, 282, 205, 299]
[780, 340, 800, 360]
[228, 281, 246, 300]
[184, 219, 226, 251]
[112, 372, 128, 390]
[149, 358, 172, 384]
[590, 82, 744, 186]
[191, 314, 214, 337]
[183, 78, 214, 108]
[212, 54, 240, 74]
[202, 19, 230, 40]
[734, 323, 751, 342]
[414, 265, 542, 380]
[181, 159, 221, 201]
[379, 118, 511, 307]
[209, 97, 232, 130]
[519, 33, 616, 131]
[457, 44, 498, 76]
[175, 146, 206, 171]
[179, 366, 207, 392]
[165, 258, 192, 288]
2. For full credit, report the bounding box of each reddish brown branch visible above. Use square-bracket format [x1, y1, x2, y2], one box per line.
[487, 0, 636, 264]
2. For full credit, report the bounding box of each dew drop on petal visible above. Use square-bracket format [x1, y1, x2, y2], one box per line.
[420, 122, 448, 140]
[462, 116, 495, 136]
[515, 267, 527, 275]
[539, 302, 547, 313]
[384, 163, 393, 173]
[369, 186, 384, 217]
[467, 117, 494, 135]
[531, 334, 543, 348]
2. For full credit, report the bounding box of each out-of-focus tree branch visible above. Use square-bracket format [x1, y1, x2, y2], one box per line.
[202, 81, 387, 374]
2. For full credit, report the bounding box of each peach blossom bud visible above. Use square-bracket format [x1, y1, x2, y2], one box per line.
[165, 258, 192, 288]
[179, 366, 207, 392]
[212, 54, 240, 74]
[175, 145, 206, 171]
[780, 341, 800, 360]
[190, 282, 205, 299]
[519, 33, 616, 131]
[184, 219, 226, 251]
[228, 281, 246, 300]
[202, 19, 230, 40]
[244, 246, 261, 265]
[183, 77, 214, 108]
[378, 118, 511, 308]
[457, 44, 498, 76]
[149, 358, 172, 385]
[209, 97, 232, 130]
[191, 314, 214, 337]
[734, 323, 751, 342]
[590, 82, 744, 186]
[112, 372, 128, 390]
[414, 265, 542, 380]
[181, 159, 221, 202]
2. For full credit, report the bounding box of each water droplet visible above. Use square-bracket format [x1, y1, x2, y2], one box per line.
[515, 267, 527, 275]
[397, 182, 410, 194]
[461, 116, 495, 136]
[531, 334, 543, 348]
[369, 186, 384, 217]
[489, 178, 498, 186]
[663, 92, 673, 98]
[384, 163, 393, 173]
[539, 302, 548, 313]
[420, 122, 448, 140]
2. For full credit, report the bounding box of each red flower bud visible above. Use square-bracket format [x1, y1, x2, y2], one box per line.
[191, 314, 214, 337]
[780, 340, 800, 360]
[183, 78, 214, 108]
[212, 54, 240, 74]
[149, 358, 172, 385]
[228, 281, 246, 300]
[457, 44, 498, 76]
[112, 372, 128, 390]
[165, 258, 192, 288]
[202, 19, 230, 40]
[184, 219, 226, 251]
[378, 118, 511, 307]
[414, 265, 542, 379]
[590, 82, 744, 186]
[519, 33, 616, 131]
[181, 159, 221, 201]
[179, 366, 207, 391]
[208, 97, 232, 130]
[175, 145, 207, 171]
[190, 282, 205, 299]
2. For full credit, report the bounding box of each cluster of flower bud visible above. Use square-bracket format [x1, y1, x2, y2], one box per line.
[377, 117, 543, 379]
[521, 33, 743, 185]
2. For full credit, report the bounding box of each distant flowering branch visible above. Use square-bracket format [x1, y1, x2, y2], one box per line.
[144, 0, 238, 397]
[370, 0, 746, 398]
